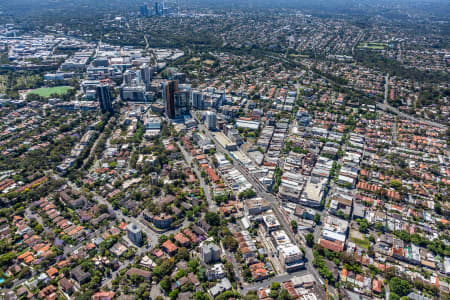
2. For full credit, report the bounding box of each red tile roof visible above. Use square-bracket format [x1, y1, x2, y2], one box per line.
[162, 240, 178, 254]
[174, 233, 190, 245]
[319, 239, 344, 252]
[373, 279, 382, 293]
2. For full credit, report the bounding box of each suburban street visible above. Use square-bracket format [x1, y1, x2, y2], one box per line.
[176, 141, 217, 212]
[271, 53, 447, 130]
[241, 269, 312, 294]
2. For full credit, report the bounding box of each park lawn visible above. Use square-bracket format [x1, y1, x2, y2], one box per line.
[358, 42, 387, 50]
[203, 59, 215, 65]
[289, 54, 309, 58]
[0, 75, 8, 93]
[349, 236, 370, 249]
[28, 86, 73, 98]
[358, 45, 385, 50]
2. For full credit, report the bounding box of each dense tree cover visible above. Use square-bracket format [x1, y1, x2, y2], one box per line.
[312, 67, 349, 85]
[0, 109, 97, 182]
[245, 291, 259, 300]
[0, 71, 44, 98]
[416, 86, 450, 108]
[355, 51, 449, 84]
[393, 230, 450, 256]
[389, 277, 411, 298]
[314, 244, 365, 276]
[205, 212, 221, 226]
[4, 177, 64, 206]
[312, 251, 336, 286]
[358, 219, 368, 233]
[238, 188, 257, 200]
[214, 193, 229, 204]
[215, 290, 241, 300]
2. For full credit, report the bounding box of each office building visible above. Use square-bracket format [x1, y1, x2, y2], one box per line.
[205, 111, 217, 130]
[162, 81, 190, 119]
[96, 84, 113, 112]
[154, 2, 161, 15]
[173, 72, 186, 83]
[144, 115, 162, 130]
[123, 69, 144, 87]
[120, 65, 154, 102]
[174, 90, 190, 118]
[278, 243, 305, 272]
[163, 80, 178, 118]
[263, 214, 281, 232]
[120, 86, 147, 102]
[140, 5, 149, 17]
[236, 118, 260, 130]
[246, 197, 271, 215]
[123, 69, 135, 86]
[141, 64, 152, 89]
[81, 80, 101, 92]
[192, 90, 204, 109]
[126, 223, 143, 246]
[299, 176, 327, 208]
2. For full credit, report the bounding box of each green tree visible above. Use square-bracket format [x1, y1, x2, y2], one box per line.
[291, 220, 298, 231]
[224, 262, 235, 279]
[271, 282, 281, 290]
[375, 222, 384, 232]
[159, 235, 169, 244]
[239, 189, 256, 200]
[359, 220, 368, 233]
[152, 266, 162, 279]
[435, 201, 442, 214]
[160, 276, 171, 292]
[205, 212, 221, 226]
[169, 289, 179, 300]
[176, 247, 190, 261]
[188, 259, 200, 273]
[244, 291, 259, 300]
[306, 233, 315, 247]
[194, 292, 209, 300]
[390, 180, 402, 190]
[224, 235, 238, 251]
[0, 252, 15, 265]
[278, 288, 293, 300]
[389, 293, 400, 300]
[160, 259, 175, 275]
[389, 277, 411, 297]
[314, 213, 321, 224]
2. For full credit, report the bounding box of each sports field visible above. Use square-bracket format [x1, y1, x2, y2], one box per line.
[357, 42, 388, 50]
[28, 86, 72, 98]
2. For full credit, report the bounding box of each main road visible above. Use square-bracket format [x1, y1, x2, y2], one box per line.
[193, 118, 327, 297]
[380, 73, 446, 129]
